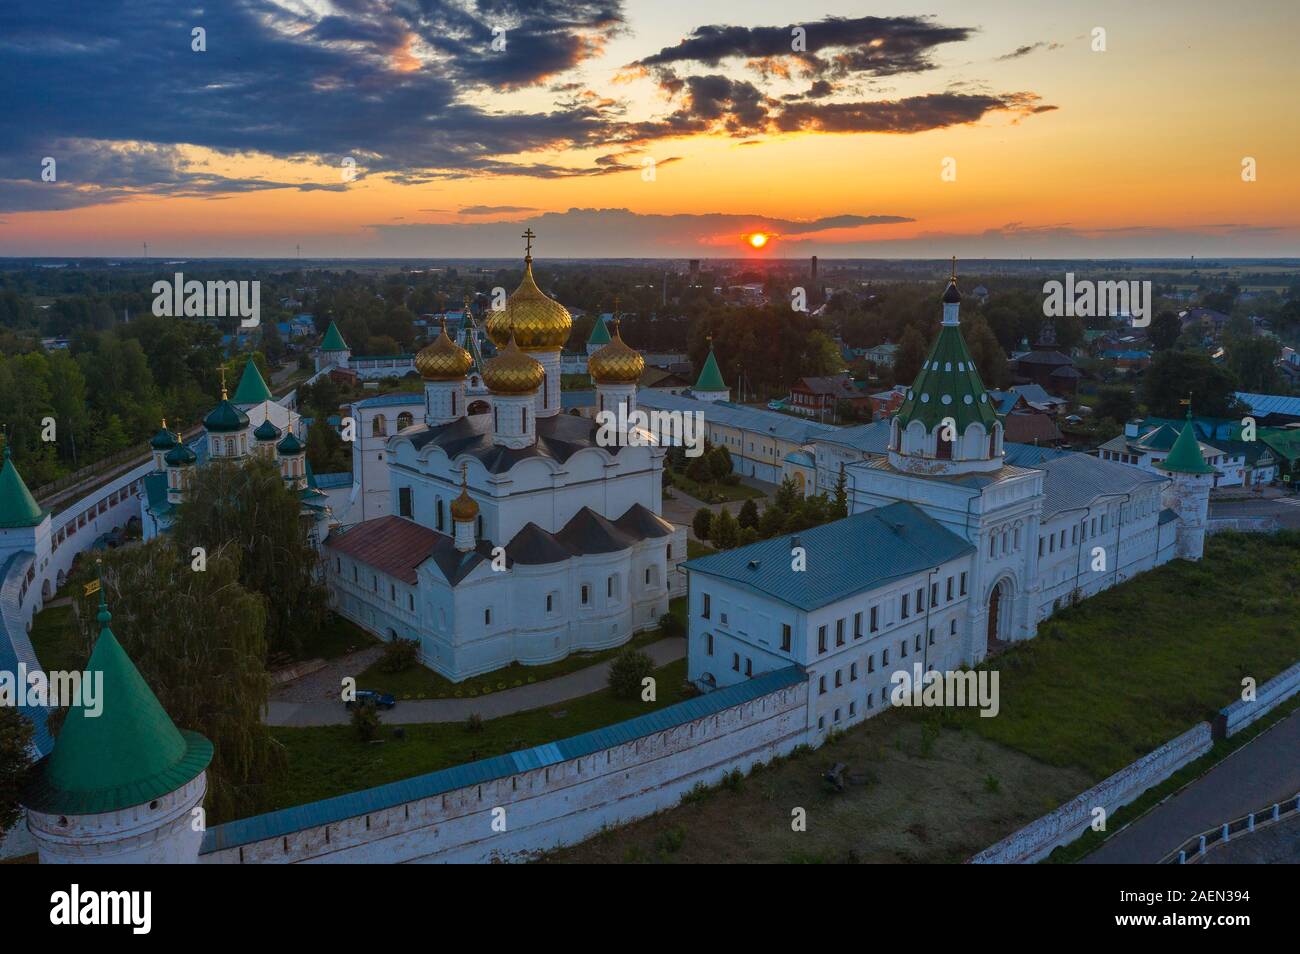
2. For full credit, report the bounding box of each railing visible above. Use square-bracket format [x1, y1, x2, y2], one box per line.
[1163, 793, 1300, 863]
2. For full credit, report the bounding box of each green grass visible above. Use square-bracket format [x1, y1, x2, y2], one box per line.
[302, 613, 377, 661]
[668, 472, 764, 503]
[686, 539, 717, 559]
[355, 597, 686, 699]
[255, 658, 691, 815]
[952, 531, 1300, 779]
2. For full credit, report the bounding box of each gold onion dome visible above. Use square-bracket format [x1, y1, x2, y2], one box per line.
[486, 234, 572, 351]
[450, 466, 479, 522]
[482, 333, 545, 394]
[588, 320, 644, 384]
[416, 318, 473, 380]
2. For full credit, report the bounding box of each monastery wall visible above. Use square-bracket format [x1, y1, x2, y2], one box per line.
[199, 668, 810, 864]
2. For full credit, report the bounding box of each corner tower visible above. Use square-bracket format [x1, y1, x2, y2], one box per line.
[1158, 408, 1215, 560]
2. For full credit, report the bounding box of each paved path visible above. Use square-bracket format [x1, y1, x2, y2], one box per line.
[1083, 709, 1300, 864]
[1210, 497, 1300, 529]
[661, 482, 774, 543]
[265, 637, 687, 727]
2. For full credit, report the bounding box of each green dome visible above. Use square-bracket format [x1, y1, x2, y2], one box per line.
[164, 440, 196, 466]
[23, 599, 212, 816]
[150, 425, 176, 450]
[0, 445, 45, 529]
[204, 398, 249, 434]
[277, 431, 304, 454]
[254, 418, 282, 442]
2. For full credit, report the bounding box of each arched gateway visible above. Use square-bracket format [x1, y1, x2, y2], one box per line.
[986, 577, 1013, 650]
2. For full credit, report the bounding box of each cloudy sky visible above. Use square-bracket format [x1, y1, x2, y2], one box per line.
[2, 0, 1296, 258]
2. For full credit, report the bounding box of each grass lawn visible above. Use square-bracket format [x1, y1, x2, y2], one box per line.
[300, 613, 377, 662]
[256, 658, 691, 815]
[355, 597, 686, 699]
[549, 531, 1300, 863]
[686, 539, 717, 559]
[668, 472, 764, 504]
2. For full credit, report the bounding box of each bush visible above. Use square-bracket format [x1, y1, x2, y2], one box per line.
[379, 637, 420, 673]
[608, 648, 655, 699]
[658, 611, 685, 640]
[692, 507, 714, 540]
[464, 713, 484, 734]
[351, 701, 380, 742]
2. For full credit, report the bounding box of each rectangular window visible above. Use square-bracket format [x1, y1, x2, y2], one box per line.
[546, 594, 553, 612]
[607, 576, 613, 598]
[836, 619, 845, 646]
[946, 576, 954, 600]
[818, 675, 826, 695]
[702, 593, 710, 619]
[960, 572, 968, 596]
[484, 608, 491, 625]
[818, 626, 828, 654]
[870, 606, 879, 633]
[1039, 537, 1044, 557]
[745, 658, 753, 677]
[916, 587, 924, 611]
[733, 653, 741, 672]
[868, 654, 875, 673]
[581, 584, 590, 605]
[850, 662, 858, 681]
[706, 633, 714, 656]
[835, 670, 843, 688]
[901, 593, 910, 619]
[930, 582, 938, 606]
[853, 612, 862, 639]
[398, 486, 413, 518]
[882, 648, 890, 666]
[408, 594, 415, 611]
[781, 624, 792, 652]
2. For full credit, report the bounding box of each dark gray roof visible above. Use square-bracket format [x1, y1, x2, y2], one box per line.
[404, 412, 616, 473]
[556, 507, 636, 554]
[1038, 452, 1166, 518]
[506, 503, 676, 566]
[505, 522, 573, 565]
[683, 502, 973, 611]
[1158, 507, 1180, 525]
[614, 502, 674, 538]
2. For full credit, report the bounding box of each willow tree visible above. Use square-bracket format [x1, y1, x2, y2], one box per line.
[74, 540, 281, 821]
[173, 456, 329, 657]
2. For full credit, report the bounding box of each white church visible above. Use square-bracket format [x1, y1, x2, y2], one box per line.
[684, 271, 1213, 739]
[322, 234, 687, 681]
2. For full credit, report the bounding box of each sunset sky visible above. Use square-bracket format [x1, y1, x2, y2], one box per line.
[2, 0, 1297, 259]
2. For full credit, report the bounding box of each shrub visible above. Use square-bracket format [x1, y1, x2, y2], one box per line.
[379, 637, 420, 673]
[737, 498, 759, 529]
[654, 826, 686, 855]
[712, 509, 740, 549]
[658, 611, 685, 640]
[692, 507, 714, 540]
[608, 648, 655, 699]
[464, 713, 484, 734]
[351, 701, 380, 742]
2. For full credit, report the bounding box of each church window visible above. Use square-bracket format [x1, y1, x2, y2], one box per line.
[990, 536, 997, 558]
[408, 594, 414, 611]
[782, 624, 792, 652]
[946, 576, 954, 600]
[436, 499, 444, 531]
[1101, 514, 1108, 532]
[901, 593, 910, 619]
[1002, 531, 1009, 553]
[582, 585, 591, 606]
[850, 663, 858, 681]
[853, 612, 862, 639]
[397, 412, 413, 429]
[494, 407, 499, 431]
[484, 608, 491, 625]
[818, 675, 826, 694]
[390, 583, 396, 601]
[745, 658, 752, 677]
[352, 566, 358, 582]
[836, 619, 845, 646]
[868, 654, 875, 673]
[736, 654, 743, 673]
[915, 634, 922, 652]
[900, 640, 908, 658]
[817, 626, 827, 654]
[225, 438, 234, 456]
[882, 648, 890, 666]
[960, 572, 968, 596]
[706, 632, 714, 655]
[1039, 537, 1045, 557]
[451, 392, 457, 415]
[931, 582, 938, 606]
[667, 544, 672, 559]
[835, 670, 843, 688]
[701, 593, 710, 618]
[867, 692, 874, 710]
[1071, 525, 1078, 545]
[372, 414, 386, 437]
[372, 575, 378, 592]
[1050, 535, 1056, 553]
[928, 629, 935, 646]
[870, 606, 879, 632]
[916, 587, 924, 611]
[399, 487, 413, 518]
[1059, 529, 1066, 548]
[645, 567, 651, 585]
[546, 594, 553, 612]
[849, 701, 857, 717]
[1091, 517, 1098, 536]
[477, 515, 483, 537]
[521, 407, 528, 431]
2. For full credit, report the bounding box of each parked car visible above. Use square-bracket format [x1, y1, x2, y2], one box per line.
[345, 690, 396, 710]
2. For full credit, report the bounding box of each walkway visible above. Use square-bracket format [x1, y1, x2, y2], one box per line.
[265, 636, 688, 727]
[1082, 709, 1300, 863]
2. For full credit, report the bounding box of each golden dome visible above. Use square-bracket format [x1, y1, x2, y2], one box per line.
[415, 319, 473, 381]
[482, 332, 545, 394]
[450, 464, 479, 522]
[588, 320, 645, 384]
[486, 256, 572, 352]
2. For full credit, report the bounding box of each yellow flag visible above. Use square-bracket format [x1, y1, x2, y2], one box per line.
[83, 579, 100, 596]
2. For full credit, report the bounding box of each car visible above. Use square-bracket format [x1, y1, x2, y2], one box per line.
[767, 400, 785, 410]
[345, 690, 396, 710]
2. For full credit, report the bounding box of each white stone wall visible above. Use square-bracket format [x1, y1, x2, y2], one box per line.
[199, 680, 809, 864]
[1220, 660, 1300, 736]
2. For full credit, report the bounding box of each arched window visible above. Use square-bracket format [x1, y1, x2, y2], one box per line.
[372, 414, 386, 437]
[936, 434, 952, 460]
[397, 412, 413, 430]
[225, 438, 234, 456]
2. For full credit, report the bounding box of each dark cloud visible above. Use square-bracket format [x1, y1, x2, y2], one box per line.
[996, 42, 1063, 61]
[459, 205, 537, 215]
[775, 92, 1055, 134]
[636, 15, 972, 77]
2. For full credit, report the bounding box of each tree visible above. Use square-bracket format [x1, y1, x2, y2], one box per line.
[351, 701, 381, 742]
[774, 476, 801, 512]
[1140, 351, 1244, 419]
[658, 612, 685, 640]
[76, 540, 281, 820]
[1226, 337, 1281, 393]
[692, 507, 714, 540]
[1094, 386, 1137, 424]
[757, 503, 787, 538]
[737, 498, 759, 529]
[608, 648, 654, 700]
[832, 465, 848, 519]
[305, 420, 350, 474]
[964, 316, 1009, 389]
[712, 509, 740, 549]
[894, 325, 927, 385]
[0, 706, 33, 835]
[173, 456, 329, 656]
[1149, 311, 1182, 351]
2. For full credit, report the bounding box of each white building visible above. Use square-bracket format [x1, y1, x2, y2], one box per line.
[684, 273, 1212, 743]
[324, 241, 687, 682]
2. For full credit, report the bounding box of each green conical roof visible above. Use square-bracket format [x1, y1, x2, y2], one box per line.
[0, 445, 45, 529]
[1157, 411, 1216, 475]
[587, 318, 611, 346]
[320, 321, 348, 352]
[695, 345, 728, 392]
[23, 599, 212, 815]
[232, 358, 273, 405]
[894, 281, 999, 433]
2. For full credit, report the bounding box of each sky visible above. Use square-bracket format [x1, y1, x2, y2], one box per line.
[1, 0, 1297, 259]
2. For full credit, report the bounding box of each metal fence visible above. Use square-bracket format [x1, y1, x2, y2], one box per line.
[1162, 793, 1300, 863]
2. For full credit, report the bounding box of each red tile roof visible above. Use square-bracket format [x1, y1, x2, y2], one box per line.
[325, 515, 442, 584]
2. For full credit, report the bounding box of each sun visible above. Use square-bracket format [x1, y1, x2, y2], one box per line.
[747, 232, 770, 249]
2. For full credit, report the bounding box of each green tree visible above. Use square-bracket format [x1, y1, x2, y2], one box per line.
[832, 465, 848, 519]
[965, 316, 1009, 389]
[712, 508, 740, 549]
[774, 476, 801, 512]
[77, 541, 281, 820]
[1149, 311, 1182, 351]
[1094, 386, 1137, 424]
[1140, 351, 1244, 418]
[894, 325, 927, 385]
[757, 503, 787, 538]
[305, 420, 350, 474]
[737, 497, 759, 529]
[0, 706, 33, 834]
[692, 507, 714, 540]
[173, 457, 329, 656]
[607, 648, 654, 700]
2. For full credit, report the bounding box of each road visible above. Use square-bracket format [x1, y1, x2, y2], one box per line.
[1209, 496, 1300, 529]
[265, 636, 687, 727]
[1083, 709, 1300, 863]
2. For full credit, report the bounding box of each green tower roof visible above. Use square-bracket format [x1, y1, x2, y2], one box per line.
[320, 321, 348, 352]
[277, 431, 304, 454]
[254, 417, 282, 441]
[204, 392, 250, 433]
[695, 345, 728, 392]
[23, 597, 212, 815]
[232, 358, 273, 405]
[150, 424, 177, 450]
[587, 318, 611, 346]
[165, 439, 196, 466]
[0, 444, 45, 529]
[1157, 411, 1217, 475]
[894, 281, 999, 433]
